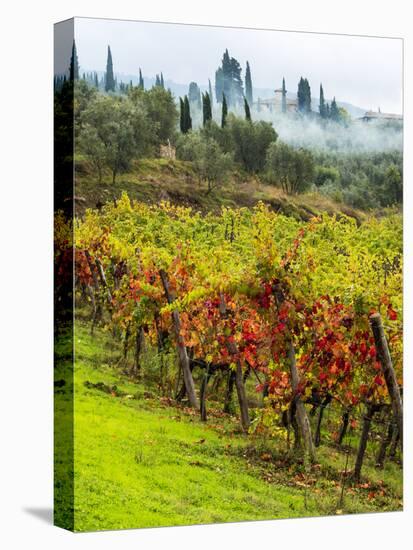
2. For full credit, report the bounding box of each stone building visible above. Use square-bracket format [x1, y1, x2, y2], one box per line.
[255, 88, 297, 113]
[359, 110, 403, 122]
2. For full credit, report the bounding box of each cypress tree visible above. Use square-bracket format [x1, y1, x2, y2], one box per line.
[245, 61, 253, 106]
[297, 77, 311, 114]
[188, 82, 202, 109]
[330, 97, 340, 122]
[229, 55, 243, 106]
[304, 78, 311, 113]
[319, 84, 326, 118]
[222, 49, 232, 105]
[155, 74, 160, 87]
[179, 97, 185, 133]
[219, 49, 243, 107]
[105, 46, 115, 92]
[221, 93, 228, 128]
[208, 79, 214, 107]
[281, 77, 287, 114]
[183, 95, 192, 133]
[69, 39, 79, 81]
[297, 77, 305, 112]
[325, 102, 330, 118]
[215, 67, 224, 103]
[202, 92, 212, 126]
[244, 97, 251, 121]
[138, 68, 144, 89]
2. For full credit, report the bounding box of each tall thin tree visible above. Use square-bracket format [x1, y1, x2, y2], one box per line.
[69, 39, 79, 81]
[244, 97, 251, 121]
[297, 77, 311, 114]
[208, 79, 214, 108]
[281, 77, 287, 114]
[215, 67, 224, 103]
[319, 83, 326, 118]
[202, 92, 212, 126]
[330, 97, 340, 122]
[305, 78, 312, 113]
[179, 97, 185, 133]
[138, 68, 144, 89]
[183, 95, 192, 133]
[221, 93, 228, 128]
[245, 61, 253, 106]
[105, 46, 115, 92]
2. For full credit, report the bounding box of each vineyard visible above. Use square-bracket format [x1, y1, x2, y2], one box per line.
[55, 194, 403, 527]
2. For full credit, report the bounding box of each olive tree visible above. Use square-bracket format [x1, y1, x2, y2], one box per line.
[79, 96, 153, 183]
[226, 116, 277, 173]
[177, 133, 233, 194]
[266, 142, 315, 194]
[77, 125, 106, 183]
[129, 86, 178, 146]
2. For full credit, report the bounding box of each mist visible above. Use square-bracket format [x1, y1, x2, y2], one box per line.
[252, 109, 403, 153]
[188, 102, 403, 154]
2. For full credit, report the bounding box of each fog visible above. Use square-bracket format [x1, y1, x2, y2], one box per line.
[193, 103, 403, 153]
[251, 110, 403, 153]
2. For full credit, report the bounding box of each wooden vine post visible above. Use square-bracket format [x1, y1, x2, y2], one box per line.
[219, 293, 250, 432]
[133, 326, 145, 377]
[95, 257, 112, 304]
[376, 418, 394, 468]
[337, 408, 350, 446]
[273, 283, 316, 462]
[159, 269, 199, 410]
[84, 250, 102, 332]
[315, 394, 332, 447]
[353, 402, 380, 482]
[369, 313, 403, 451]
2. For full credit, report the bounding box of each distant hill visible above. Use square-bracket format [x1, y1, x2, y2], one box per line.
[87, 70, 368, 119]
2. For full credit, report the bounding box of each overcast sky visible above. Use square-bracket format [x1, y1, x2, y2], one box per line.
[57, 17, 402, 113]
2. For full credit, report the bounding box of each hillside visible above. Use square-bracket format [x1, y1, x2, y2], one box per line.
[74, 157, 364, 222]
[54, 323, 402, 531]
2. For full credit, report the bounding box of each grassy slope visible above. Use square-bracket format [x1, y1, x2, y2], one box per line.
[54, 323, 403, 532]
[74, 157, 365, 222]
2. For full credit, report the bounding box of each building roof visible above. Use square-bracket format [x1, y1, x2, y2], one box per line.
[360, 110, 403, 121]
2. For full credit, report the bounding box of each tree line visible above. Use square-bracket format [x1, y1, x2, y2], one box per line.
[55, 40, 403, 209]
[55, 40, 348, 124]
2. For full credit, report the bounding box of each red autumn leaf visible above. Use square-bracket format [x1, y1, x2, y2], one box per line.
[387, 307, 398, 321]
[368, 346, 377, 358]
[374, 375, 384, 386]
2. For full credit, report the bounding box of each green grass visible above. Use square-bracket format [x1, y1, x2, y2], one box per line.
[55, 322, 402, 532]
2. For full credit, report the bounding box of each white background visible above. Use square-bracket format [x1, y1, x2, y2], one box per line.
[0, 1, 411, 548]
